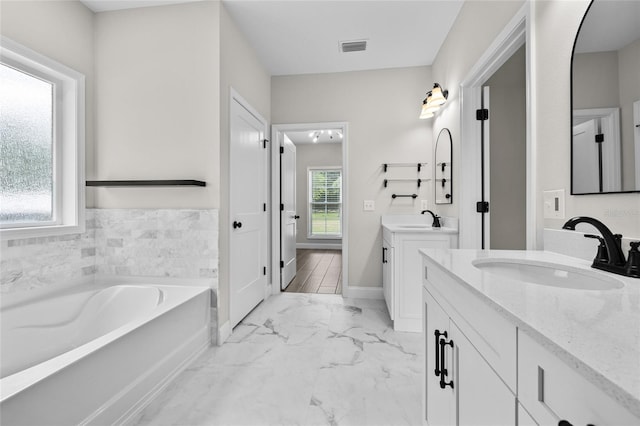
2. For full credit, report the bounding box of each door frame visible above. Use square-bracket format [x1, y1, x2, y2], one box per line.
[459, 2, 538, 249]
[270, 122, 349, 295]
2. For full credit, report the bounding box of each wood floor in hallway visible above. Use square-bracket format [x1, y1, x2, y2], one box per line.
[284, 249, 342, 294]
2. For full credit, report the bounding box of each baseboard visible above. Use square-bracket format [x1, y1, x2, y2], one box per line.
[296, 243, 342, 250]
[218, 321, 231, 345]
[343, 286, 383, 299]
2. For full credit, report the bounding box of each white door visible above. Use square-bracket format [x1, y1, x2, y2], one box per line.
[572, 119, 599, 193]
[230, 97, 267, 328]
[281, 135, 297, 289]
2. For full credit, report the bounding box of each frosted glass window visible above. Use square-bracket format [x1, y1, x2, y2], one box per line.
[0, 63, 54, 224]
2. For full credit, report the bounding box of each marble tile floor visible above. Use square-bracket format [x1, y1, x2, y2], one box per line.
[135, 293, 424, 426]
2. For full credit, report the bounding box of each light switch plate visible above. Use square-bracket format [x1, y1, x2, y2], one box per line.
[363, 200, 375, 211]
[421, 200, 429, 210]
[543, 189, 565, 219]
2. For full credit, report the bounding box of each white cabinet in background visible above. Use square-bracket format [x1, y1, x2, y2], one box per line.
[423, 287, 515, 426]
[383, 227, 457, 332]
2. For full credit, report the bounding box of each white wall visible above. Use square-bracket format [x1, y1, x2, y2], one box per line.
[534, 0, 640, 240]
[1, 0, 95, 206]
[294, 143, 343, 246]
[272, 66, 432, 288]
[93, 1, 220, 209]
[219, 3, 271, 325]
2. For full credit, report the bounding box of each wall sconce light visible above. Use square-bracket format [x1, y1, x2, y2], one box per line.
[419, 83, 449, 119]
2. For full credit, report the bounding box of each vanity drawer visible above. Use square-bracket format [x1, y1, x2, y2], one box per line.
[423, 259, 517, 392]
[518, 331, 639, 426]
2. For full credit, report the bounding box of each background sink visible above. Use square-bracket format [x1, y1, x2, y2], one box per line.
[472, 258, 624, 291]
[395, 225, 431, 229]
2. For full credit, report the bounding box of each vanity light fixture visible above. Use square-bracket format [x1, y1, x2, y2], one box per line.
[419, 83, 449, 119]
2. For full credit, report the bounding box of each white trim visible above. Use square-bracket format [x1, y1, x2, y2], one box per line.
[271, 122, 349, 296]
[0, 36, 85, 240]
[635, 101, 640, 189]
[459, 3, 536, 249]
[296, 243, 342, 250]
[217, 321, 231, 346]
[342, 286, 383, 300]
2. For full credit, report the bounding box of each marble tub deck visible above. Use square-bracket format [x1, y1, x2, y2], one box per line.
[135, 293, 424, 426]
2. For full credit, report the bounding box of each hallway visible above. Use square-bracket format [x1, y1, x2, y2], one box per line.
[284, 249, 342, 294]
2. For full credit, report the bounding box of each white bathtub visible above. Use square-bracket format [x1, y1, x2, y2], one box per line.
[0, 281, 211, 426]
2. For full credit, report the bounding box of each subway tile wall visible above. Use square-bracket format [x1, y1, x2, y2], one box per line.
[0, 209, 219, 295]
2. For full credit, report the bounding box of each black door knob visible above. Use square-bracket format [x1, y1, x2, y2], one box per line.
[233, 221, 242, 229]
[294, 215, 300, 219]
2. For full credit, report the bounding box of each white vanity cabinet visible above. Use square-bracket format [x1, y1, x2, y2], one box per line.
[518, 331, 639, 426]
[421, 248, 640, 426]
[382, 225, 457, 332]
[423, 281, 515, 426]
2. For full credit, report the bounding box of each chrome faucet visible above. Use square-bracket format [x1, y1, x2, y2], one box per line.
[562, 216, 639, 278]
[421, 210, 441, 228]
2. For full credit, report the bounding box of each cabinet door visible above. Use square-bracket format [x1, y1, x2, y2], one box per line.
[519, 331, 639, 426]
[423, 288, 454, 425]
[382, 241, 394, 318]
[450, 321, 515, 426]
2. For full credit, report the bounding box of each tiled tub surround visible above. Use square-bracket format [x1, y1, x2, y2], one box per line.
[1, 208, 219, 294]
[93, 209, 218, 279]
[0, 209, 98, 294]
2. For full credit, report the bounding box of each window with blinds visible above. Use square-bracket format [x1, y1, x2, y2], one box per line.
[308, 168, 342, 238]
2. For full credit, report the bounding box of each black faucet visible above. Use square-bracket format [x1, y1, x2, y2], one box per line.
[562, 216, 639, 278]
[421, 210, 441, 228]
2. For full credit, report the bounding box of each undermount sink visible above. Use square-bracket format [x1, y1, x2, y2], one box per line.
[395, 225, 432, 229]
[472, 258, 625, 291]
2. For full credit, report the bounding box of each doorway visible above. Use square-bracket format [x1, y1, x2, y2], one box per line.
[271, 123, 348, 294]
[459, 4, 536, 250]
[482, 45, 527, 249]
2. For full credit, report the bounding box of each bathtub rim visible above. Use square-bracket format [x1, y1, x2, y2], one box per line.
[0, 281, 210, 403]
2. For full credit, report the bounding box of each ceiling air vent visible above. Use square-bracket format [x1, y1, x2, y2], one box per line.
[340, 40, 367, 53]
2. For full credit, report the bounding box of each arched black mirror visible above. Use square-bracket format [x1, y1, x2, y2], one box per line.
[435, 128, 452, 204]
[571, 0, 640, 194]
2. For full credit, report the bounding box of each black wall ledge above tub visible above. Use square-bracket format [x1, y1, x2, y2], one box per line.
[86, 180, 206, 187]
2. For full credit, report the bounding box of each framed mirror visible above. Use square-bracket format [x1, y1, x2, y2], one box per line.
[435, 128, 452, 204]
[571, 0, 640, 194]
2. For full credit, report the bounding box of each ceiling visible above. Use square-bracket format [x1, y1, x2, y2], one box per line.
[81, 0, 463, 76]
[286, 129, 343, 145]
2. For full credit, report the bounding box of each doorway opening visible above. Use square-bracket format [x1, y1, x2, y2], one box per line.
[271, 123, 348, 295]
[459, 4, 537, 250]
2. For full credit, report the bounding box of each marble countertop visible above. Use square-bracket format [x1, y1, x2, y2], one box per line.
[382, 224, 458, 234]
[381, 214, 458, 234]
[419, 248, 640, 417]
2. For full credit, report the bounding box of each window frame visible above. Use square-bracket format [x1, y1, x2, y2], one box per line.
[0, 36, 85, 240]
[307, 167, 342, 239]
